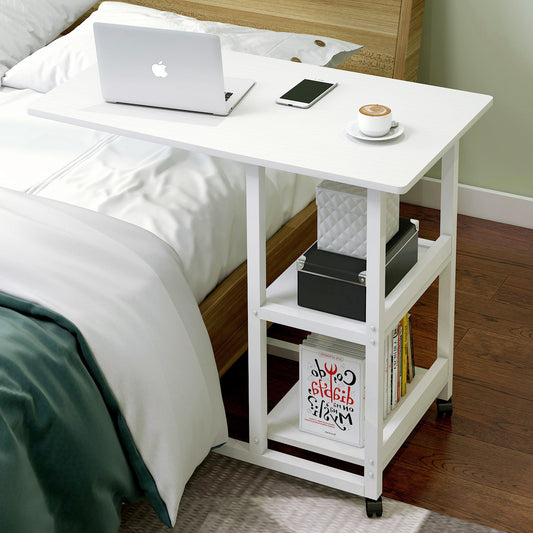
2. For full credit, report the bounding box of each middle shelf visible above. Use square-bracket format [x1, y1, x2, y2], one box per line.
[259, 236, 452, 345]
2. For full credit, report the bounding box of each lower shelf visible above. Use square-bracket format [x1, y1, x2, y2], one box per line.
[267, 381, 367, 465]
[267, 358, 449, 468]
[216, 358, 449, 500]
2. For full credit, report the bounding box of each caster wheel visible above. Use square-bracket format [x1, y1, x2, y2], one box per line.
[436, 398, 453, 418]
[365, 496, 383, 518]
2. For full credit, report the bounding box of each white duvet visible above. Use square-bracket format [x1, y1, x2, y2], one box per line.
[0, 2, 356, 528]
[0, 71, 316, 529]
[0, 87, 317, 303]
[0, 188, 227, 525]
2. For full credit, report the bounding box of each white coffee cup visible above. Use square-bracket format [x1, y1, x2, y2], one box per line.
[358, 104, 392, 137]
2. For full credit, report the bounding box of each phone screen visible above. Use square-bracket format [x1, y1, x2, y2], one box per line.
[279, 79, 336, 104]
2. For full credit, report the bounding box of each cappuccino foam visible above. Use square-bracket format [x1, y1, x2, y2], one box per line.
[359, 104, 391, 117]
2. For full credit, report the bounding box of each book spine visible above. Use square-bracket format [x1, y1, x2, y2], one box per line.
[391, 328, 399, 407]
[397, 321, 402, 399]
[401, 314, 409, 396]
[395, 324, 400, 403]
[407, 313, 415, 381]
[387, 332, 392, 415]
[383, 335, 388, 418]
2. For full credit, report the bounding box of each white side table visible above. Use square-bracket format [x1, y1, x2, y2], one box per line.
[30, 50, 493, 514]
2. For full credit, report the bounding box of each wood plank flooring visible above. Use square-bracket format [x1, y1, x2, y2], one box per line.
[220, 203, 533, 533]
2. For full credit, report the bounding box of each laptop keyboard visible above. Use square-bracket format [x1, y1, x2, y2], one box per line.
[224, 92, 233, 101]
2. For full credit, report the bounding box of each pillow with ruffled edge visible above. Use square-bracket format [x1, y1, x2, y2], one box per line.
[2, 1, 363, 93]
[0, 0, 98, 81]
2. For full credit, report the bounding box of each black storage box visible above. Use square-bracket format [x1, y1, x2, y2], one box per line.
[297, 217, 418, 321]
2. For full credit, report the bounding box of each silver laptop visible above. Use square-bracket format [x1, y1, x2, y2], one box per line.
[93, 22, 255, 116]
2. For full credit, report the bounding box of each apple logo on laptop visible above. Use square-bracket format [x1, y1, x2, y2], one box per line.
[151, 60, 168, 78]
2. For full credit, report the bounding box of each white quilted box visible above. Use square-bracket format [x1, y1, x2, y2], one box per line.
[316, 180, 399, 259]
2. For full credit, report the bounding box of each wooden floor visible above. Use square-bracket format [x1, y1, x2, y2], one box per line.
[220, 203, 533, 533]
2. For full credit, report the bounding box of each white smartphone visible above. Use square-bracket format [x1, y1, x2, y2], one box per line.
[276, 79, 337, 108]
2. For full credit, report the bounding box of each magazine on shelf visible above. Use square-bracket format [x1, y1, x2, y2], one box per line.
[299, 334, 365, 447]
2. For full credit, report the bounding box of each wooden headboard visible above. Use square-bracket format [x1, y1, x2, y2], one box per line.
[80, 0, 425, 81]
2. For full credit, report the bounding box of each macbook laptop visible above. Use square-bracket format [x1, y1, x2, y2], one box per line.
[93, 22, 255, 116]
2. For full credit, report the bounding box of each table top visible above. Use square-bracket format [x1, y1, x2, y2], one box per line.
[29, 51, 492, 194]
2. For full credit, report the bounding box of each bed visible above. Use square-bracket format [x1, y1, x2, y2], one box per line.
[0, 1, 425, 531]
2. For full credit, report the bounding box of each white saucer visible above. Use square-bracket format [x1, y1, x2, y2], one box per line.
[346, 120, 404, 141]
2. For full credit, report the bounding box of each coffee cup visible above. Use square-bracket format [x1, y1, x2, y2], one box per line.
[358, 104, 392, 137]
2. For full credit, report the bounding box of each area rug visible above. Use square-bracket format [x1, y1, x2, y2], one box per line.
[119, 452, 502, 533]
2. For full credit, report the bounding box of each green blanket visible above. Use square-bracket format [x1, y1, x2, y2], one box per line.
[0, 293, 142, 533]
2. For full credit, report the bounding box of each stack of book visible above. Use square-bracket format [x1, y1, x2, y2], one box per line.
[299, 334, 365, 447]
[383, 313, 415, 418]
[298, 315, 415, 444]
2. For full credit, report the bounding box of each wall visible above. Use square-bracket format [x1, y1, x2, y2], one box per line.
[417, 0, 532, 199]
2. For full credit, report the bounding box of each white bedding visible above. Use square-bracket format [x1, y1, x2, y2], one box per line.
[0, 2, 355, 527]
[0, 188, 227, 525]
[0, 83, 316, 530]
[0, 88, 110, 192]
[0, 0, 360, 301]
[0, 76, 317, 533]
[0, 87, 317, 302]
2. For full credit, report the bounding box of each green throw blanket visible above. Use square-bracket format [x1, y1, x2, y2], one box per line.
[0, 292, 142, 533]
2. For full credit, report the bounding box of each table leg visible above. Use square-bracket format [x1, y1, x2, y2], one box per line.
[438, 142, 459, 400]
[364, 188, 387, 499]
[246, 164, 268, 454]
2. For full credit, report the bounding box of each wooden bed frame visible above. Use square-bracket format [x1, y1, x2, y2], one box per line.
[76, 0, 426, 375]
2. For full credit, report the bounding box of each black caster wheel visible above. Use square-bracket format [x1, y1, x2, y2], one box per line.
[436, 397, 453, 418]
[365, 496, 383, 518]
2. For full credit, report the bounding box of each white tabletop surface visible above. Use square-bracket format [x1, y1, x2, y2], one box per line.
[29, 51, 492, 194]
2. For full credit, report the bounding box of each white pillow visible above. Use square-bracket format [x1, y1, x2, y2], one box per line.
[2, 1, 363, 93]
[0, 0, 98, 80]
